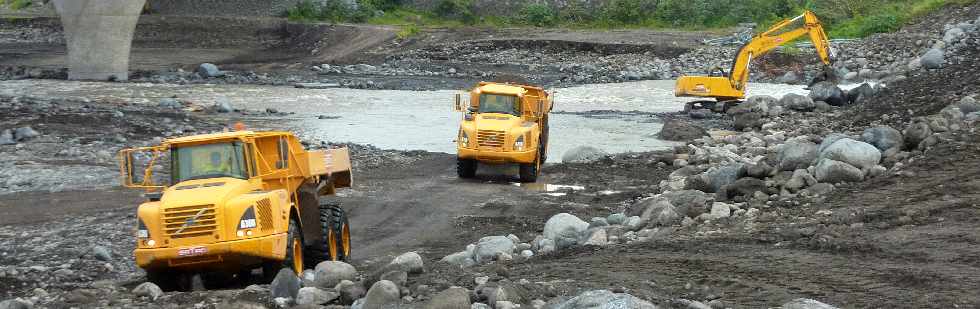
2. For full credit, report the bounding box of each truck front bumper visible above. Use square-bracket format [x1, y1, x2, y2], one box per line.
[458, 148, 537, 164]
[135, 233, 286, 271]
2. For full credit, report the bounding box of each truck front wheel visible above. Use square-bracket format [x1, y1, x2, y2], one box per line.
[263, 217, 303, 281]
[457, 158, 477, 178]
[519, 157, 540, 183]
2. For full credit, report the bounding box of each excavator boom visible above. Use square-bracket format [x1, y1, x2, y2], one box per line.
[675, 11, 834, 101]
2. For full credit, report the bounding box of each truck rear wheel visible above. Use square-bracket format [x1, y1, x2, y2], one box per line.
[457, 158, 477, 178]
[308, 201, 351, 265]
[519, 157, 540, 183]
[263, 217, 303, 281]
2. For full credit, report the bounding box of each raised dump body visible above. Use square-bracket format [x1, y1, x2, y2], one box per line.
[455, 82, 554, 182]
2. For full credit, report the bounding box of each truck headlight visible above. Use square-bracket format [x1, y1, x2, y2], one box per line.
[137, 218, 149, 239]
[460, 131, 469, 147]
[238, 206, 257, 235]
[514, 135, 525, 150]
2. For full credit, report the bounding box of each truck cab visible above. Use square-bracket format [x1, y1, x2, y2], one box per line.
[455, 82, 553, 182]
[119, 131, 353, 290]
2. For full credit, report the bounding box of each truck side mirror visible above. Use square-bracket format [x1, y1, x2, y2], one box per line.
[454, 94, 462, 112]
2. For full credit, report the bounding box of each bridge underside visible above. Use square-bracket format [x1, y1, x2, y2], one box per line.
[53, 0, 146, 81]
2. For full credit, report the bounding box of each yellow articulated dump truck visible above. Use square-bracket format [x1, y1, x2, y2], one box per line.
[455, 82, 553, 182]
[118, 130, 353, 290]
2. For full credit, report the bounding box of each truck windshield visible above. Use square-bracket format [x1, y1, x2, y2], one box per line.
[479, 94, 520, 115]
[171, 142, 248, 183]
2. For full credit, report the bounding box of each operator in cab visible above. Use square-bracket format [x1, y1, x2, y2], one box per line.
[200, 151, 231, 175]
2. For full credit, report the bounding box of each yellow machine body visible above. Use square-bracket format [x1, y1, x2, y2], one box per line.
[119, 131, 352, 274]
[675, 10, 835, 101]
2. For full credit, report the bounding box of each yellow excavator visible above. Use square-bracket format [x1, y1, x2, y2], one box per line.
[675, 11, 835, 106]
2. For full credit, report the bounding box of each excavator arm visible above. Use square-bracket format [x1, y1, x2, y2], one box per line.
[728, 11, 833, 92]
[675, 11, 835, 101]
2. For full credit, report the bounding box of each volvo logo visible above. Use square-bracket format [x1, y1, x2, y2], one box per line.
[175, 208, 209, 234]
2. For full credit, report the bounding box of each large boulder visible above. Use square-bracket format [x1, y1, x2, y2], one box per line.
[658, 119, 709, 141]
[784, 169, 817, 192]
[903, 121, 933, 150]
[336, 280, 365, 305]
[662, 190, 714, 218]
[722, 177, 766, 200]
[362, 280, 401, 309]
[0, 129, 14, 145]
[13, 127, 40, 141]
[846, 83, 875, 104]
[270, 268, 301, 300]
[814, 159, 864, 183]
[389, 252, 424, 274]
[818, 133, 849, 154]
[808, 82, 846, 106]
[703, 164, 745, 193]
[920, 48, 945, 69]
[562, 146, 608, 163]
[197, 63, 224, 78]
[958, 96, 980, 114]
[732, 111, 765, 131]
[474, 236, 516, 263]
[543, 213, 589, 249]
[634, 197, 680, 226]
[781, 298, 839, 309]
[781, 93, 815, 111]
[314, 261, 358, 289]
[0, 299, 32, 309]
[553, 290, 658, 309]
[132, 282, 164, 301]
[423, 287, 471, 309]
[296, 287, 340, 306]
[819, 138, 881, 170]
[860, 126, 903, 152]
[776, 140, 818, 171]
[214, 97, 233, 113]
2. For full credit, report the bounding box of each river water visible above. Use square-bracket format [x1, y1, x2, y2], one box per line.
[0, 79, 810, 161]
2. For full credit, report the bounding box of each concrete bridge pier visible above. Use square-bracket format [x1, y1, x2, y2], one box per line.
[53, 0, 146, 81]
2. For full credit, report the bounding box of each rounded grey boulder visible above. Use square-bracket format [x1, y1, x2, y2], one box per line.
[819, 138, 882, 170]
[814, 159, 864, 183]
[920, 49, 945, 69]
[860, 126, 903, 152]
[781, 93, 815, 111]
[424, 287, 471, 309]
[314, 261, 358, 289]
[808, 82, 846, 106]
[389, 251, 425, 274]
[543, 213, 589, 249]
[777, 140, 818, 171]
[474, 236, 516, 263]
[362, 280, 401, 309]
[270, 268, 301, 300]
[132, 282, 163, 301]
[658, 119, 709, 142]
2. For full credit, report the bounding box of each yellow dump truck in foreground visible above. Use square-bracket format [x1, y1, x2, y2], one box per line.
[455, 82, 553, 182]
[119, 130, 353, 290]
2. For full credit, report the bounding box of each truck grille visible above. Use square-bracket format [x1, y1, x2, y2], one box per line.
[163, 204, 218, 239]
[256, 198, 274, 232]
[477, 130, 506, 148]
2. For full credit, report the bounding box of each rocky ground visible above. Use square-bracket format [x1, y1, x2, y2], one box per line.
[3, 2, 980, 309]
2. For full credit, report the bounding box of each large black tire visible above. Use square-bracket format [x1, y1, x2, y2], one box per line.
[457, 158, 477, 178]
[263, 217, 303, 282]
[519, 158, 540, 183]
[308, 201, 352, 265]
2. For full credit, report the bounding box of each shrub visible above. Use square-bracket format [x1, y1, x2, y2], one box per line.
[434, 0, 475, 23]
[857, 13, 901, 36]
[600, 0, 656, 25]
[518, 4, 557, 27]
[397, 24, 420, 39]
[0, 0, 34, 10]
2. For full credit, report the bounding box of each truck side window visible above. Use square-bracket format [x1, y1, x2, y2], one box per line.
[277, 137, 289, 169]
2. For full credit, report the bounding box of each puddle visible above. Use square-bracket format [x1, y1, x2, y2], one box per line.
[514, 182, 586, 192]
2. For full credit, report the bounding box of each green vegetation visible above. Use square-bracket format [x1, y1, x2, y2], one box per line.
[0, 0, 34, 10]
[286, 0, 977, 38]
